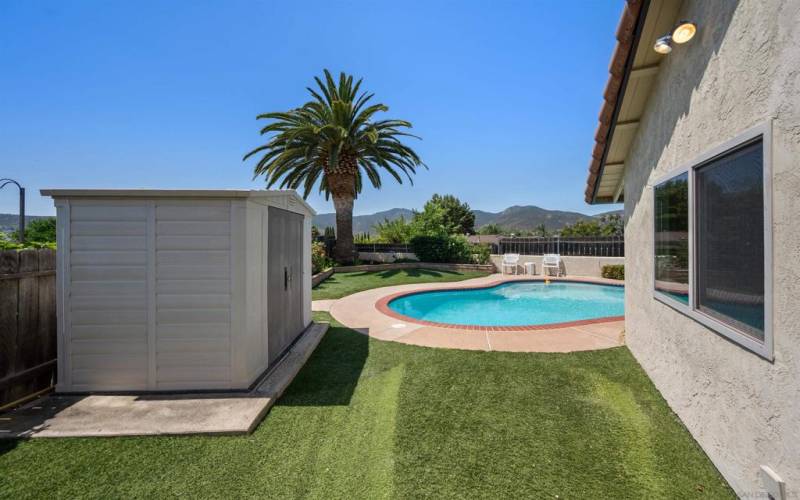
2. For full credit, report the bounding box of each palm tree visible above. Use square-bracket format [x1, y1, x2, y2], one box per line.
[244, 70, 424, 263]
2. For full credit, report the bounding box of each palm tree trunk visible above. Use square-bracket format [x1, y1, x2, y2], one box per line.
[332, 194, 355, 264]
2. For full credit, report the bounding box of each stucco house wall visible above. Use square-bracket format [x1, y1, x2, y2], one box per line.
[623, 0, 800, 495]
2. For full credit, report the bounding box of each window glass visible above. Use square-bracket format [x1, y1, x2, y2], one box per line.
[654, 172, 689, 303]
[695, 140, 764, 340]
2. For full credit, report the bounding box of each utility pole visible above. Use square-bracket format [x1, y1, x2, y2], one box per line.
[1, 178, 25, 243]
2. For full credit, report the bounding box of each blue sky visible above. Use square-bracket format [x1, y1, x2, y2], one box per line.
[0, 0, 622, 216]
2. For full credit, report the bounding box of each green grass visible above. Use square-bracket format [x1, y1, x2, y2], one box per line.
[0, 313, 732, 499]
[312, 268, 490, 300]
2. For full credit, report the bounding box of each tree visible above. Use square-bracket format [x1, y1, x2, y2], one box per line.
[559, 219, 602, 237]
[14, 217, 56, 243]
[244, 70, 424, 263]
[597, 214, 623, 236]
[559, 214, 623, 237]
[478, 223, 504, 235]
[373, 216, 413, 243]
[411, 194, 475, 236]
[354, 232, 373, 243]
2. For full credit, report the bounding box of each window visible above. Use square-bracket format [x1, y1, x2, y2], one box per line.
[654, 173, 689, 304]
[653, 125, 771, 359]
[695, 140, 765, 341]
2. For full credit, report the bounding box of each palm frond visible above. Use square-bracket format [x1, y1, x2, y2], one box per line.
[244, 70, 424, 200]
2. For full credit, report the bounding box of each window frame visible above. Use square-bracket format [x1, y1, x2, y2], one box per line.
[652, 170, 692, 311]
[651, 121, 773, 360]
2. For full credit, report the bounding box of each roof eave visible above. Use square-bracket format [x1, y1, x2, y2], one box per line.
[584, 0, 650, 205]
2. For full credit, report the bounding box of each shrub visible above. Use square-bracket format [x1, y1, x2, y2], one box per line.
[410, 235, 473, 263]
[601, 264, 624, 280]
[470, 243, 491, 264]
[0, 231, 56, 250]
[311, 241, 332, 274]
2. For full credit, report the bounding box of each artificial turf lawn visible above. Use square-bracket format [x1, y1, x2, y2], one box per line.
[0, 313, 733, 499]
[311, 268, 490, 300]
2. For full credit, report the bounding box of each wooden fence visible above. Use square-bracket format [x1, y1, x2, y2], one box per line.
[0, 249, 57, 409]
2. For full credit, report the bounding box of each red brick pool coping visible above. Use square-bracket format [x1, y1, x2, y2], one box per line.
[375, 277, 624, 332]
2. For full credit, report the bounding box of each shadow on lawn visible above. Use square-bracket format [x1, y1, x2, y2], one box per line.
[0, 438, 18, 457]
[348, 268, 459, 279]
[276, 323, 368, 407]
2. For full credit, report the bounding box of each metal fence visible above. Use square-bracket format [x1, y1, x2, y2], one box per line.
[320, 237, 624, 257]
[354, 242, 411, 253]
[496, 237, 624, 257]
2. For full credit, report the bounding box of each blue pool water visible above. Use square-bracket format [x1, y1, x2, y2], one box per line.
[388, 281, 624, 327]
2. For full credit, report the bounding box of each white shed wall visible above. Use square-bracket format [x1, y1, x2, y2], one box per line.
[66, 202, 149, 391]
[242, 200, 267, 385]
[51, 190, 314, 393]
[155, 201, 233, 390]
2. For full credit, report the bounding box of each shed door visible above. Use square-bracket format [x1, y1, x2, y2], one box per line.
[267, 207, 305, 366]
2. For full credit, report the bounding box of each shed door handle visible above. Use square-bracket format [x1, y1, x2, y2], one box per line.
[284, 267, 288, 291]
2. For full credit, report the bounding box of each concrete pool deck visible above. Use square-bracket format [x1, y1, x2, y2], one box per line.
[323, 273, 626, 352]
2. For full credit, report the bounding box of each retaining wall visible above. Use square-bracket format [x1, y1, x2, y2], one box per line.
[311, 268, 334, 288]
[489, 255, 624, 278]
[357, 251, 418, 263]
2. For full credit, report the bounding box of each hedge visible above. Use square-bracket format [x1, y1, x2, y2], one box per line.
[601, 264, 624, 280]
[409, 235, 489, 264]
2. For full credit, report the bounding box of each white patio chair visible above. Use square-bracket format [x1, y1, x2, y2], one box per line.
[542, 253, 562, 277]
[501, 253, 520, 275]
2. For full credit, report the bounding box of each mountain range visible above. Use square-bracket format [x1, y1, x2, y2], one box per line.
[1, 205, 621, 236]
[313, 206, 621, 235]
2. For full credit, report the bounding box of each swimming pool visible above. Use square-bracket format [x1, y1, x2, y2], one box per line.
[385, 281, 624, 328]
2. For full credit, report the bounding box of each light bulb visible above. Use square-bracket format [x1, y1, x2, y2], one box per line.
[672, 21, 696, 44]
[654, 35, 673, 54]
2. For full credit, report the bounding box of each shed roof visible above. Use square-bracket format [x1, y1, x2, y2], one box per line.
[40, 189, 316, 215]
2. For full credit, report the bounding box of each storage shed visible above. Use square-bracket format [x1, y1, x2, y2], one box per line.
[41, 189, 315, 392]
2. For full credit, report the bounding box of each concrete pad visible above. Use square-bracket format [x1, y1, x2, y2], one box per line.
[0, 322, 329, 439]
[255, 322, 328, 398]
[312, 299, 336, 312]
[0, 394, 273, 438]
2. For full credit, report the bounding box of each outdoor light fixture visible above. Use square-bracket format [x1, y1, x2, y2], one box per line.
[671, 21, 697, 44]
[654, 35, 673, 54]
[654, 21, 697, 54]
[0, 178, 25, 243]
